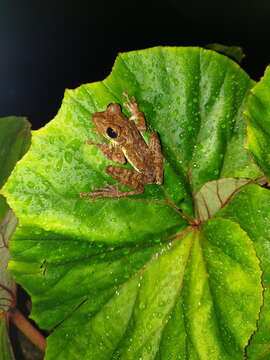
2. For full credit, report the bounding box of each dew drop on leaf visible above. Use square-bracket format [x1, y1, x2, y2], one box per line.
[55, 159, 63, 172]
[64, 152, 73, 163]
[139, 303, 146, 310]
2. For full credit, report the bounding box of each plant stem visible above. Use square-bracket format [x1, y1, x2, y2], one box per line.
[10, 308, 46, 352]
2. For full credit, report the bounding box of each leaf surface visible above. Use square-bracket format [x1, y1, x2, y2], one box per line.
[218, 184, 270, 359]
[0, 116, 31, 358]
[1, 47, 264, 359]
[0, 116, 31, 188]
[205, 44, 245, 63]
[246, 65, 270, 180]
[0, 196, 17, 312]
[194, 177, 252, 221]
[0, 196, 16, 360]
[0, 316, 15, 360]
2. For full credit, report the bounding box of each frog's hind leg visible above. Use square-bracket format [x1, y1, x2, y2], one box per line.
[80, 166, 145, 199]
[104, 165, 145, 197]
[149, 131, 163, 184]
[83, 183, 144, 199]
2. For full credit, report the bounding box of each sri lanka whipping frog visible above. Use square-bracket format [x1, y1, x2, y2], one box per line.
[80, 93, 163, 199]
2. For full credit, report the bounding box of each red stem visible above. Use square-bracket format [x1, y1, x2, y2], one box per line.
[10, 308, 46, 352]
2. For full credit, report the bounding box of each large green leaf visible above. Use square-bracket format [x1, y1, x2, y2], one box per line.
[218, 184, 270, 359]
[1, 47, 264, 359]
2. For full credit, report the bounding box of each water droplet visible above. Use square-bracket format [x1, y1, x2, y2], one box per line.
[55, 159, 63, 172]
[139, 303, 146, 310]
[27, 181, 35, 188]
[64, 152, 73, 163]
[153, 312, 163, 318]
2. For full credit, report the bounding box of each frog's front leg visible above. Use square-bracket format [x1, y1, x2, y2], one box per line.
[123, 93, 147, 132]
[80, 166, 145, 199]
[86, 141, 126, 164]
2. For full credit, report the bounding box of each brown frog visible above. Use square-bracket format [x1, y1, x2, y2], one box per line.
[80, 93, 163, 199]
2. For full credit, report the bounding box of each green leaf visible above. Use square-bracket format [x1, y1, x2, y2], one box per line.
[42, 221, 261, 360]
[194, 177, 252, 221]
[0, 196, 17, 313]
[1, 47, 264, 359]
[0, 197, 17, 360]
[0, 316, 15, 360]
[0, 116, 31, 188]
[0, 116, 31, 312]
[0, 116, 31, 358]
[217, 184, 270, 359]
[246, 65, 270, 180]
[205, 44, 245, 64]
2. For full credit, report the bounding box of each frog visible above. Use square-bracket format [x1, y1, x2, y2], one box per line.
[80, 93, 163, 200]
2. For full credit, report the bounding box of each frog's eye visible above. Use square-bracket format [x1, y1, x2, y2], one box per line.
[106, 127, 118, 139]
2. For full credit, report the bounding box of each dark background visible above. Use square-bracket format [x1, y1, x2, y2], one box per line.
[0, 1, 269, 129]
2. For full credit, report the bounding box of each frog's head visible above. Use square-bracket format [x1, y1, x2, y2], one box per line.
[92, 103, 126, 145]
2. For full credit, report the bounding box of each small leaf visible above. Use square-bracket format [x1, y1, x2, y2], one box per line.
[246, 66, 270, 180]
[0, 116, 31, 358]
[0, 116, 31, 188]
[0, 316, 15, 360]
[0, 196, 17, 313]
[0, 116, 30, 312]
[194, 177, 252, 222]
[0, 197, 17, 360]
[206, 43, 245, 63]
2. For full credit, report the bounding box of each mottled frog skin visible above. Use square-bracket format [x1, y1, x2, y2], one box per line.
[80, 93, 163, 199]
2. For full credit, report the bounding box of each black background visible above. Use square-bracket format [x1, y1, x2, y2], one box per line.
[0, 1, 269, 129]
